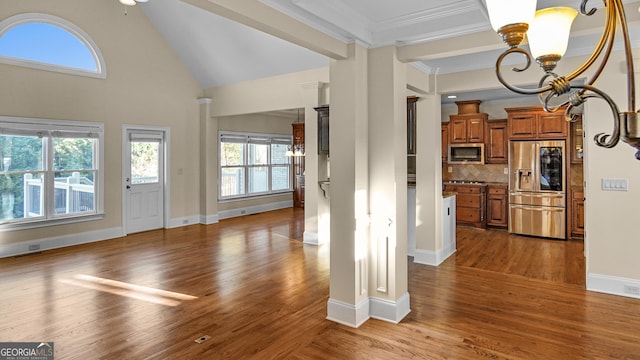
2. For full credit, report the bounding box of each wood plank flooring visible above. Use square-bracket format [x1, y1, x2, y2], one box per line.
[1, 208, 639, 359]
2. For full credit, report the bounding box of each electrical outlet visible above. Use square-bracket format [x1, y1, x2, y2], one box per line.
[447, 166, 453, 173]
[503, 167, 509, 175]
[29, 244, 40, 251]
[182, 219, 188, 224]
[624, 285, 640, 295]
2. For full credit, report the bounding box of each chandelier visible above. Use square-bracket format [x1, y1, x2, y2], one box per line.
[486, 0, 639, 159]
[119, 0, 148, 5]
[286, 109, 305, 157]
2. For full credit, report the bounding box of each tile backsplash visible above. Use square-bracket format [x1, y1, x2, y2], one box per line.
[443, 163, 509, 183]
[443, 163, 584, 187]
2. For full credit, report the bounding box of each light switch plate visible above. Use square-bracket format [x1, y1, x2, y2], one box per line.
[601, 178, 628, 191]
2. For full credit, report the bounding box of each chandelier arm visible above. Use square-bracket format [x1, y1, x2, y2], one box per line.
[578, 84, 622, 148]
[563, 0, 617, 84]
[496, 48, 553, 96]
[580, 0, 598, 16]
[614, 0, 636, 111]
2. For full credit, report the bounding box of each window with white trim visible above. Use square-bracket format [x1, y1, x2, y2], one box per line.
[0, 116, 104, 228]
[219, 131, 292, 200]
[0, 13, 106, 78]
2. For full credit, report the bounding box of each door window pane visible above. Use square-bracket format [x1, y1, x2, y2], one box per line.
[131, 141, 160, 184]
[539, 146, 563, 191]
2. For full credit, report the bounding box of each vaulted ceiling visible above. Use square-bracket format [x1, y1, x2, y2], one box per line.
[140, 0, 640, 103]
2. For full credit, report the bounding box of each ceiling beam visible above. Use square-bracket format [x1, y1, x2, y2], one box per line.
[181, 0, 349, 60]
[397, 30, 503, 63]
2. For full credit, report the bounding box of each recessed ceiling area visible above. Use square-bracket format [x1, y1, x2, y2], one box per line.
[140, 0, 640, 104]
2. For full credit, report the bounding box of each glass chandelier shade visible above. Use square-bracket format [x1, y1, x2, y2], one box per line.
[485, 0, 536, 32]
[527, 7, 578, 60]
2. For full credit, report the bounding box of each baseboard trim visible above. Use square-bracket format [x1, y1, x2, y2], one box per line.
[199, 214, 220, 225]
[370, 292, 411, 324]
[167, 215, 203, 229]
[326, 298, 370, 328]
[413, 247, 455, 266]
[587, 273, 640, 299]
[303, 231, 319, 245]
[0, 227, 124, 258]
[218, 201, 293, 220]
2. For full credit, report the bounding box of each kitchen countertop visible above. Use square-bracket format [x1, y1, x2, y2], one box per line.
[444, 180, 508, 187]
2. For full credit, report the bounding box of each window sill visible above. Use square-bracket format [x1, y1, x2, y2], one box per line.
[219, 191, 293, 203]
[0, 213, 105, 232]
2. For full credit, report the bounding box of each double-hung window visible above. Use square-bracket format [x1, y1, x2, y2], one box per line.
[219, 131, 292, 200]
[0, 116, 103, 228]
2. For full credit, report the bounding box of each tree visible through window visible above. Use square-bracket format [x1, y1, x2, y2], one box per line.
[0, 117, 103, 226]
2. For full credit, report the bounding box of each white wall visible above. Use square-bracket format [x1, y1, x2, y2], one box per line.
[0, 0, 202, 249]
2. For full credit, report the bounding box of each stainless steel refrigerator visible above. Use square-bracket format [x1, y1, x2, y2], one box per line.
[509, 140, 566, 239]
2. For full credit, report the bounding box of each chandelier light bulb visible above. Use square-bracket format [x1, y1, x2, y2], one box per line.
[527, 7, 578, 61]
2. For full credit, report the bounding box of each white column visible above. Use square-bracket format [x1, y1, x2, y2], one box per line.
[198, 97, 219, 224]
[367, 46, 410, 323]
[326, 43, 371, 327]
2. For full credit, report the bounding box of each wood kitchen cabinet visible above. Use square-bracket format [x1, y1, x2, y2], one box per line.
[571, 189, 585, 237]
[485, 119, 508, 164]
[441, 123, 449, 162]
[486, 184, 508, 228]
[292, 123, 305, 208]
[315, 105, 329, 155]
[443, 183, 486, 228]
[449, 114, 487, 143]
[570, 118, 584, 163]
[506, 106, 568, 140]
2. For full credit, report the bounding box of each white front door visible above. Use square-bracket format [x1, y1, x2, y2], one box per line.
[124, 129, 165, 234]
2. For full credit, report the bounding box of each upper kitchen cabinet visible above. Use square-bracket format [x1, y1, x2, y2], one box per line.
[570, 117, 584, 163]
[407, 96, 418, 155]
[315, 105, 329, 155]
[449, 100, 487, 144]
[485, 119, 508, 164]
[506, 106, 568, 140]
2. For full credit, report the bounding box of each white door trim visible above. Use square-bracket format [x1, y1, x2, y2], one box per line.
[122, 125, 171, 235]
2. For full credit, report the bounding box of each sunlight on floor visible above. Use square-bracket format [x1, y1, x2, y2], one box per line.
[60, 274, 197, 306]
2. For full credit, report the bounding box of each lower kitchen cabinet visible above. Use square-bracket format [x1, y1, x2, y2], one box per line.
[443, 184, 486, 228]
[571, 189, 585, 237]
[486, 184, 508, 228]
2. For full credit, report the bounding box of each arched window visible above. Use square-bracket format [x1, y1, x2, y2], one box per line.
[0, 13, 106, 78]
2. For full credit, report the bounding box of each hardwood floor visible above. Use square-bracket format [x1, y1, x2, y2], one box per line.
[1, 208, 639, 359]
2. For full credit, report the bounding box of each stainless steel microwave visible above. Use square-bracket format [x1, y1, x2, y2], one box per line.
[448, 143, 484, 164]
